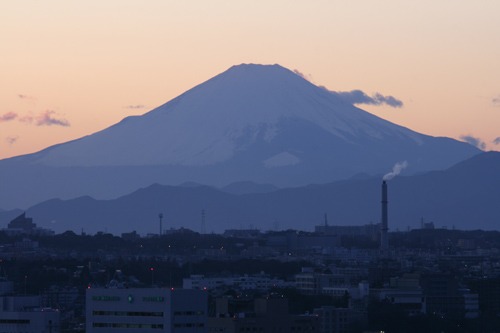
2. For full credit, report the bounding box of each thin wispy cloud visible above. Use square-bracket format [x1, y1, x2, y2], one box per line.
[124, 104, 147, 110]
[493, 95, 500, 106]
[460, 135, 486, 150]
[493, 137, 500, 145]
[0, 112, 18, 122]
[35, 110, 70, 127]
[20, 110, 70, 127]
[5, 136, 18, 145]
[17, 94, 36, 101]
[19, 115, 34, 124]
[13, 94, 70, 127]
[330, 89, 404, 108]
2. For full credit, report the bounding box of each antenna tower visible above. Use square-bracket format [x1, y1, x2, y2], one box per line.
[201, 209, 206, 234]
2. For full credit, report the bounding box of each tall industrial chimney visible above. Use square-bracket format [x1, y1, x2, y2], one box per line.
[380, 180, 389, 252]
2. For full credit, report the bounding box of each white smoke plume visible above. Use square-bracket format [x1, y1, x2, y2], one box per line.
[383, 161, 408, 181]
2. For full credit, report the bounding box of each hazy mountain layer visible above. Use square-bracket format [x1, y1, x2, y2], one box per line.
[1, 152, 497, 235]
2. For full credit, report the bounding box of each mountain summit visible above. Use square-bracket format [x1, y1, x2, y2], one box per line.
[0, 64, 479, 209]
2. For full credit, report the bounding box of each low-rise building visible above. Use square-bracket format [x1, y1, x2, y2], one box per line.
[0, 278, 60, 333]
[183, 273, 288, 291]
[209, 296, 318, 333]
[86, 287, 208, 333]
[313, 305, 367, 333]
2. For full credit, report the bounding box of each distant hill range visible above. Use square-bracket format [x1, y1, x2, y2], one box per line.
[0, 151, 498, 235]
[0, 64, 478, 209]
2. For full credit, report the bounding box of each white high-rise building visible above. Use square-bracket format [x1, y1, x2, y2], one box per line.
[86, 288, 207, 333]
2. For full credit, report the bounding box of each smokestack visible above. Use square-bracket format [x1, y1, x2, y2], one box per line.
[380, 180, 389, 252]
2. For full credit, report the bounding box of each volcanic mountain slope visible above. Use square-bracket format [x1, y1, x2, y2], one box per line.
[1, 151, 497, 235]
[0, 64, 479, 209]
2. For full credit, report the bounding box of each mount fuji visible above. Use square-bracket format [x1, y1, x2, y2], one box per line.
[0, 64, 479, 209]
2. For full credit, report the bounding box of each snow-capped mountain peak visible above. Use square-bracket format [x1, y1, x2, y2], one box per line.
[33, 63, 421, 167]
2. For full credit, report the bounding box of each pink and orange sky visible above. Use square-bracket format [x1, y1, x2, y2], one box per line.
[1, 0, 499, 160]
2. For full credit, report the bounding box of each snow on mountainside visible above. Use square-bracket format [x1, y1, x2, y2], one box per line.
[28, 64, 422, 167]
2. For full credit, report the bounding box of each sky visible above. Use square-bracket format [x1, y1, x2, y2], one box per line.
[1, 0, 499, 160]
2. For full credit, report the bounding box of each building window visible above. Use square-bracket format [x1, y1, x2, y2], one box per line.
[93, 322, 164, 329]
[92, 295, 121, 301]
[93, 310, 164, 317]
[143, 296, 165, 302]
[174, 310, 205, 316]
[0, 319, 30, 324]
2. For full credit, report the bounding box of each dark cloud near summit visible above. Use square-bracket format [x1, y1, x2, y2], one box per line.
[372, 93, 404, 108]
[331, 89, 404, 108]
[292, 68, 403, 108]
[460, 135, 486, 150]
[493, 137, 500, 145]
[293, 69, 313, 82]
